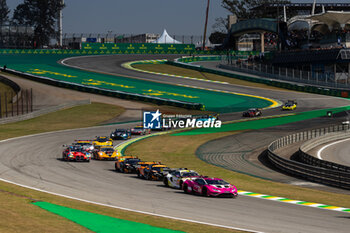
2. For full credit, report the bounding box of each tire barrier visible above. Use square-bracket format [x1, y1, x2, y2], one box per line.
[267, 124, 350, 190]
[1, 68, 204, 111]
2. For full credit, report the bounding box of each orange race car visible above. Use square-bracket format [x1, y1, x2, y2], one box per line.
[137, 162, 170, 180]
[115, 156, 141, 173]
[136, 161, 160, 179]
[93, 146, 120, 160]
[144, 164, 171, 181]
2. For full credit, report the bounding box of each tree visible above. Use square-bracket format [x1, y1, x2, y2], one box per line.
[212, 17, 229, 33]
[12, 0, 65, 47]
[0, 0, 10, 25]
[221, 0, 290, 20]
[209, 31, 227, 44]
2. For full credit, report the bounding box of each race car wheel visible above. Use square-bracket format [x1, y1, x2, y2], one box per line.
[183, 184, 189, 194]
[163, 178, 169, 187]
[202, 187, 208, 197]
[179, 181, 183, 189]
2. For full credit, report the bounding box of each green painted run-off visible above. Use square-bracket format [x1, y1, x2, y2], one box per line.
[33, 202, 183, 233]
[0, 53, 273, 113]
[174, 105, 350, 136]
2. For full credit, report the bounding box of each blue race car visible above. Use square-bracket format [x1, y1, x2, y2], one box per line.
[110, 129, 131, 140]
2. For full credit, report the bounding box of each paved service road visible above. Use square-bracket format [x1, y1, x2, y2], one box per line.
[310, 137, 350, 167]
[0, 125, 349, 233]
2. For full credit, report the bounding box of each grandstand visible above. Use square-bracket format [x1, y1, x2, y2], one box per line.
[221, 1, 350, 86]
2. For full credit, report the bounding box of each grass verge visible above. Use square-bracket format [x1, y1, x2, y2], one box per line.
[0, 102, 124, 140]
[133, 64, 289, 91]
[0, 103, 243, 233]
[125, 133, 350, 208]
[0, 179, 243, 233]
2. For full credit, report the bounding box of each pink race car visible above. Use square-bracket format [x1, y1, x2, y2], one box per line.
[182, 177, 238, 198]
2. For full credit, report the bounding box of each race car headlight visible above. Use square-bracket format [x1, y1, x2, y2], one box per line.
[212, 188, 220, 192]
[68, 153, 74, 157]
[123, 134, 127, 136]
[86, 153, 91, 158]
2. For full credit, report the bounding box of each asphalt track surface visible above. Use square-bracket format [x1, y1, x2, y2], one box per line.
[309, 137, 350, 167]
[63, 55, 350, 119]
[1, 54, 350, 232]
[1, 124, 350, 233]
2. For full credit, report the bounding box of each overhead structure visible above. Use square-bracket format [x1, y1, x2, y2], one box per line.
[151, 29, 181, 44]
[58, 0, 64, 46]
[306, 11, 350, 31]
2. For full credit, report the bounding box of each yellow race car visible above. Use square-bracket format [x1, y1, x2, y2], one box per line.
[94, 146, 120, 160]
[282, 100, 297, 110]
[92, 136, 113, 147]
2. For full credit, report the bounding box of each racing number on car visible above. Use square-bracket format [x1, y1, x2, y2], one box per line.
[194, 185, 201, 193]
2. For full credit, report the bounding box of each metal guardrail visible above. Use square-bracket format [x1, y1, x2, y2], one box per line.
[267, 124, 350, 189]
[0, 74, 22, 103]
[2, 68, 204, 111]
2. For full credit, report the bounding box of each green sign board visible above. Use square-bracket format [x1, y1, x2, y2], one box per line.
[81, 42, 195, 54]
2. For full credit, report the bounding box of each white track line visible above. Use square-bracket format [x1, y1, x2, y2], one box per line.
[0, 179, 262, 233]
[0, 129, 262, 233]
[317, 137, 350, 160]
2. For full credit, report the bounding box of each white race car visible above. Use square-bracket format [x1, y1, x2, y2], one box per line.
[163, 169, 200, 189]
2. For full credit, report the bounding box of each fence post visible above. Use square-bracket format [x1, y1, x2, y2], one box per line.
[31, 88, 33, 112]
[16, 93, 19, 116]
[26, 89, 29, 114]
[0, 94, 2, 118]
[11, 92, 14, 117]
[21, 93, 24, 114]
[5, 94, 7, 118]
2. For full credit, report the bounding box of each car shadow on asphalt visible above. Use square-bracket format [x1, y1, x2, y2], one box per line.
[336, 216, 350, 219]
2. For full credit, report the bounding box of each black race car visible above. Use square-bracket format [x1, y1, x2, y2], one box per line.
[110, 129, 131, 140]
[242, 108, 262, 117]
